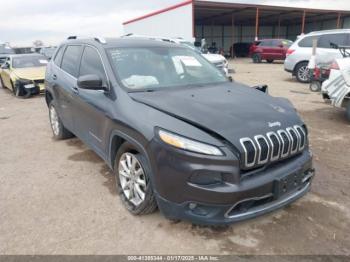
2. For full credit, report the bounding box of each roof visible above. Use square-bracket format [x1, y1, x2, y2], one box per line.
[63, 37, 183, 48]
[8, 53, 46, 58]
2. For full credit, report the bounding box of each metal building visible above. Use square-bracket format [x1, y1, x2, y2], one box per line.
[123, 0, 350, 53]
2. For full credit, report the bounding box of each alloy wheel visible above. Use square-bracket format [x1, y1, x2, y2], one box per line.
[297, 66, 309, 82]
[118, 152, 147, 206]
[49, 105, 60, 136]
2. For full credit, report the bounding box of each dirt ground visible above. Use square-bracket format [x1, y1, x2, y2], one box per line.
[0, 58, 349, 255]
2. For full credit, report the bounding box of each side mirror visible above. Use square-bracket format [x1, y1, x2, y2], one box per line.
[253, 84, 268, 94]
[278, 44, 284, 48]
[77, 74, 105, 91]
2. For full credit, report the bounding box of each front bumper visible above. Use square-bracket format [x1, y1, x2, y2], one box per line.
[148, 139, 314, 225]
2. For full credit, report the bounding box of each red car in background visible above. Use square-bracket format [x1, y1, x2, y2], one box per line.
[249, 39, 293, 63]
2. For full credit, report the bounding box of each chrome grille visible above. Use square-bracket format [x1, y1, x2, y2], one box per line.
[240, 125, 307, 169]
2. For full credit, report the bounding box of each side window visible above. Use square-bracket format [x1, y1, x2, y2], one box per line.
[53, 46, 65, 66]
[79, 46, 107, 85]
[61, 45, 82, 77]
[318, 33, 347, 48]
[298, 36, 313, 47]
[260, 40, 272, 47]
[272, 40, 282, 47]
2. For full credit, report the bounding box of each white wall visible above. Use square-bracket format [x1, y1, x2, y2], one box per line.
[123, 3, 194, 42]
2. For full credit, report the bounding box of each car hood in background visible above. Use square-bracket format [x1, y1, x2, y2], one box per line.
[12, 66, 46, 80]
[202, 53, 226, 63]
[129, 82, 302, 147]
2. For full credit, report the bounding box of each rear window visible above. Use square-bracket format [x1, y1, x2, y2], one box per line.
[61, 45, 82, 77]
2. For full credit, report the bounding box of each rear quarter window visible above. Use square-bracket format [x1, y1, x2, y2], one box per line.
[53, 45, 65, 66]
[298, 36, 314, 47]
[61, 45, 82, 77]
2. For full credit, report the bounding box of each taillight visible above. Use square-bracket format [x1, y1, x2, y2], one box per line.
[286, 49, 295, 56]
[330, 61, 340, 70]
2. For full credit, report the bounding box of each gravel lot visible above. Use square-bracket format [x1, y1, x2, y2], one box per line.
[0, 58, 349, 255]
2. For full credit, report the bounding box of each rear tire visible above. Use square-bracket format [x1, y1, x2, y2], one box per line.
[266, 59, 274, 63]
[252, 53, 262, 63]
[295, 62, 310, 83]
[114, 142, 157, 215]
[49, 101, 73, 140]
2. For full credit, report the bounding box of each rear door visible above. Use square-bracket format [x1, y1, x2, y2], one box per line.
[51, 45, 83, 132]
[73, 45, 111, 158]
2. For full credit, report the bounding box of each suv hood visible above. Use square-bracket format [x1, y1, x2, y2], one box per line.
[129, 82, 302, 147]
[12, 67, 46, 80]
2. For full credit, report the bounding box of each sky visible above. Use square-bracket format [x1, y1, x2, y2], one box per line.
[1, 0, 349, 47]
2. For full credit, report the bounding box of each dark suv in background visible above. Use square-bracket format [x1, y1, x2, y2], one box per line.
[250, 39, 293, 63]
[45, 36, 314, 225]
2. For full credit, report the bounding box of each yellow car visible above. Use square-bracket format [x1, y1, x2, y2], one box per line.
[0, 54, 48, 98]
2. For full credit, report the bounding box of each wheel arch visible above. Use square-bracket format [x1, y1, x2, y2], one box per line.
[45, 90, 54, 107]
[293, 60, 309, 75]
[108, 130, 150, 170]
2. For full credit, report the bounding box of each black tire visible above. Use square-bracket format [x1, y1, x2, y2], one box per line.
[114, 142, 157, 215]
[346, 101, 350, 122]
[12, 81, 28, 97]
[266, 59, 274, 63]
[309, 81, 321, 92]
[295, 62, 310, 83]
[0, 76, 5, 88]
[252, 53, 262, 63]
[48, 101, 74, 140]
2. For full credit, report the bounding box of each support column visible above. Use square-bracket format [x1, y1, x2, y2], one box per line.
[255, 8, 259, 41]
[301, 10, 306, 34]
[231, 13, 235, 58]
[337, 13, 341, 29]
[277, 15, 281, 38]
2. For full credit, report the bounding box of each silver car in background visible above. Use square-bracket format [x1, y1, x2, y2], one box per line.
[284, 29, 350, 83]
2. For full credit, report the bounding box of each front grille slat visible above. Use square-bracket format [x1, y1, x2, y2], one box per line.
[240, 125, 307, 170]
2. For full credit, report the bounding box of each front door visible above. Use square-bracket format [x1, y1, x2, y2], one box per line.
[73, 45, 111, 158]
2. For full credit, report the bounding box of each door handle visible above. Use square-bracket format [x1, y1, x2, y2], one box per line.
[72, 86, 79, 94]
[52, 74, 57, 80]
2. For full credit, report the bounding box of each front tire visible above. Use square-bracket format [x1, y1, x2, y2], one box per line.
[266, 59, 274, 63]
[295, 62, 310, 83]
[0, 76, 5, 88]
[49, 101, 73, 140]
[114, 142, 157, 215]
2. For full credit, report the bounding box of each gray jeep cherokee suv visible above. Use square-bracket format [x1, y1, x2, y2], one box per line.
[45, 37, 314, 225]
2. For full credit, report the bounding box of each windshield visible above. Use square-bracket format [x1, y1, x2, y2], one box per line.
[12, 56, 48, 68]
[108, 47, 227, 91]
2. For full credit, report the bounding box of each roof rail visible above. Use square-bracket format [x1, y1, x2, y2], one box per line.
[66, 36, 106, 44]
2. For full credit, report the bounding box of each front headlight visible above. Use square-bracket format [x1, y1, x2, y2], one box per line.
[158, 129, 223, 156]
